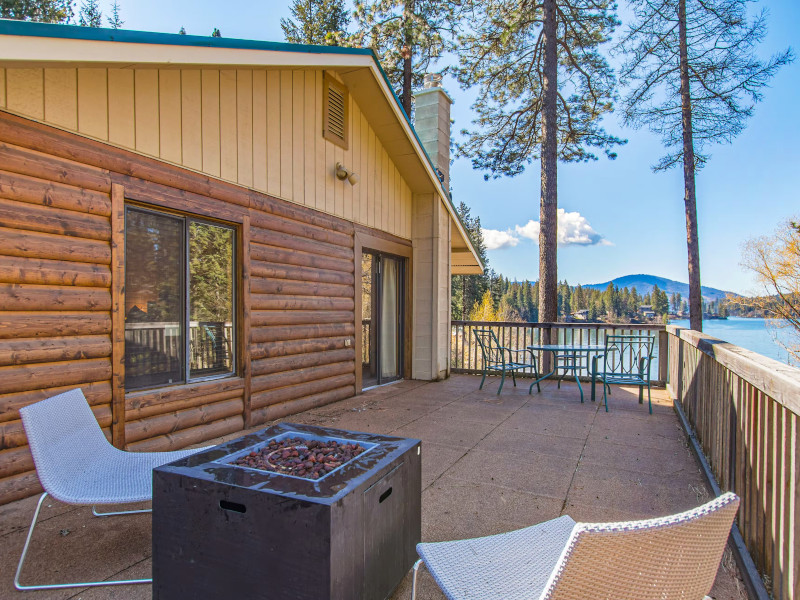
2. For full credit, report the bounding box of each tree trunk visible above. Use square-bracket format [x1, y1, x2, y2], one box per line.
[403, 56, 412, 117]
[539, 0, 558, 340]
[678, 0, 702, 332]
[402, 0, 414, 118]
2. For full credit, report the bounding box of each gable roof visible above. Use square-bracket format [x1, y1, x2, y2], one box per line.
[0, 19, 483, 274]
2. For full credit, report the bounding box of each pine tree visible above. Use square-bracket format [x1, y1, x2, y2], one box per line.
[350, 1, 457, 116]
[617, 0, 792, 332]
[78, 0, 102, 27]
[652, 284, 670, 316]
[0, 0, 72, 22]
[106, 1, 122, 29]
[451, 202, 489, 320]
[455, 0, 624, 333]
[281, 0, 350, 46]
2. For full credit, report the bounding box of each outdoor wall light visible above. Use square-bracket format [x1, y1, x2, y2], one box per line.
[335, 162, 359, 185]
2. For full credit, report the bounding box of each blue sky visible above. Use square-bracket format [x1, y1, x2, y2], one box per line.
[93, 0, 798, 295]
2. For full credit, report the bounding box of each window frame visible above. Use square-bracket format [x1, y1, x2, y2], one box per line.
[124, 203, 239, 391]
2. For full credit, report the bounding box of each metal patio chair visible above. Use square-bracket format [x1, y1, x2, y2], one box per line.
[473, 328, 539, 394]
[411, 492, 739, 600]
[14, 388, 210, 591]
[591, 334, 656, 413]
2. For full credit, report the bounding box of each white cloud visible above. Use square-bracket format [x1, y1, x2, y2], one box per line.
[481, 228, 520, 250]
[514, 209, 612, 247]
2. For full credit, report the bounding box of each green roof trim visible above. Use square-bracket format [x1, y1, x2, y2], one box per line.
[0, 18, 375, 57]
[0, 19, 480, 269]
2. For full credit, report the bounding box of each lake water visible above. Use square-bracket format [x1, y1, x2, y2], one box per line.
[670, 317, 796, 365]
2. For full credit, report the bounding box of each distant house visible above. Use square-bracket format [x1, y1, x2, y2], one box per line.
[0, 21, 483, 504]
[639, 305, 656, 319]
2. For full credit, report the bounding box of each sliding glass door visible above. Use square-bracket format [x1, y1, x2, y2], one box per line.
[361, 251, 404, 389]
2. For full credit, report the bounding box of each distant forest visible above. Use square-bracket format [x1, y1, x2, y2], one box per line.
[451, 203, 765, 324]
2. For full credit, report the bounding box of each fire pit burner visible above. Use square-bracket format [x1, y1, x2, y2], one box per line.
[226, 433, 370, 480]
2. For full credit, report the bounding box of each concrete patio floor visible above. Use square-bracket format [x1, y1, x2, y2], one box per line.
[0, 374, 747, 599]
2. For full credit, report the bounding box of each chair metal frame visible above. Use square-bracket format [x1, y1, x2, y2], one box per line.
[591, 334, 656, 413]
[14, 492, 154, 591]
[473, 328, 539, 394]
[14, 388, 209, 591]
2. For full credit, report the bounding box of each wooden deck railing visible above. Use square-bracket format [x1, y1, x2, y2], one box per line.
[667, 325, 800, 599]
[451, 321, 668, 382]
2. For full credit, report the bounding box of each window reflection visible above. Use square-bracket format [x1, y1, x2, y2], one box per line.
[189, 222, 234, 378]
[124, 209, 185, 388]
[124, 208, 236, 391]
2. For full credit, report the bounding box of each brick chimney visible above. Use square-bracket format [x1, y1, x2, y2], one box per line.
[413, 73, 453, 191]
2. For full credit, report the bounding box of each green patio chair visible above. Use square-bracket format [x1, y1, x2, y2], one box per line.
[591, 334, 655, 413]
[473, 328, 538, 395]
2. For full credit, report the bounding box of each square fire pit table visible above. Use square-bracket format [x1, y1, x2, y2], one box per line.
[152, 423, 421, 600]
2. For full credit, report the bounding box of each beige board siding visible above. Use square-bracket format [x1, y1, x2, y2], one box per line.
[0, 66, 411, 240]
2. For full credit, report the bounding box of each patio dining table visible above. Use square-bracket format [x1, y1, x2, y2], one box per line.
[526, 344, 606, 403]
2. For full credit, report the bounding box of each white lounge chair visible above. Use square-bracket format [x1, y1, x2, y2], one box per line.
[412, 492, 740, 600]
[14, 388, 210, 591]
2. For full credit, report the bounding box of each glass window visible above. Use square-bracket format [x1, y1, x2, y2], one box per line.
[125, 207, 236, 390]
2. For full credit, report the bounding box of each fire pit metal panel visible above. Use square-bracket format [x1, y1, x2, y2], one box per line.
[152, 423, 421, 600]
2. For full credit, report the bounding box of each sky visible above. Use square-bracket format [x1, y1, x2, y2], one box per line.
[91, 0, 799, 295]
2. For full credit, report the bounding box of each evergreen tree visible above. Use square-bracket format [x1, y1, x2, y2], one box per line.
[521, 282, 534, 322]
[451, 202, 489, 320]
[571, 284, 586, 313]
[106, 0, 122, 29]
[78, 0, 101, 27]
[652, 284, 670, 316]
[282, 0, 350, 46]
[617, 0, 793, 331]
[0, 0, 72, 21]
[350, 1, 457, 116]
[455, 0, 623, 330]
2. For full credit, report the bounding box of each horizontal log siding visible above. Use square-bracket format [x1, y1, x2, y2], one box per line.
[0, 110, 359, 505]
[0, 141, 113, 503]
[667, 326, 800, 600]
[247, 207, 356, 427]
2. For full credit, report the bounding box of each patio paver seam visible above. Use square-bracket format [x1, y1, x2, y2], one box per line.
[434, 474, 569, 504]
[559, 400, 603, 516]
[64, 555, 152, 600]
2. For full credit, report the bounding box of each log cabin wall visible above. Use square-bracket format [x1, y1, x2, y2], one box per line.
[0, 66, 413, 240]
[0, 110, 363, 505]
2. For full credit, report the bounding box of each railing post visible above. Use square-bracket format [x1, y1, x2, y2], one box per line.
[658, 328, 669, 385]
[541, 324, 552, 373]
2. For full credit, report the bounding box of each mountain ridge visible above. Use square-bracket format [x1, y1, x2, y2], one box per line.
[582, 274, 734, 302]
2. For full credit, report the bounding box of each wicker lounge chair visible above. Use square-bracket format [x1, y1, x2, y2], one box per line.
[14, 388, 210, 591]
[412, 492, 739, 600]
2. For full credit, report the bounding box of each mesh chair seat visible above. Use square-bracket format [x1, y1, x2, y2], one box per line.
[417, 516, 575, 600]
[20, 388, 203, 504]
[15, 388, 211, 591]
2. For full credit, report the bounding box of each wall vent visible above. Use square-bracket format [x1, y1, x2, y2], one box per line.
[323, 73, 349, 150]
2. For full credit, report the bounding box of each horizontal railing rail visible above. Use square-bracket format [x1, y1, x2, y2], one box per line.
[667, 325, 800, 599]
[451, 321, 668, 383]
